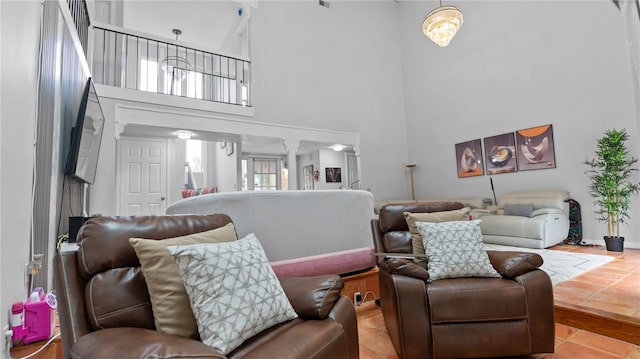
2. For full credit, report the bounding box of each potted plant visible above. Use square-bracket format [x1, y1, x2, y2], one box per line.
[583, 128, 640, 252]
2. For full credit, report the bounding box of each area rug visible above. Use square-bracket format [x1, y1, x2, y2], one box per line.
[484, 244, 615, 286]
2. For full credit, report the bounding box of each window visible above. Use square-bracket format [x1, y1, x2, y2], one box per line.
[186, 139, 202, 172]
[139, 59, 159, 93]
[240, 157, 283, 191]
[253, 159, 277, 191]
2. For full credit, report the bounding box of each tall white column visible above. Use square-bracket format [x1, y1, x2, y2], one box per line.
[282, 138, 299, 190]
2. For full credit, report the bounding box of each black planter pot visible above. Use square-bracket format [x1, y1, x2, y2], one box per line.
[604, 236, 624, 252]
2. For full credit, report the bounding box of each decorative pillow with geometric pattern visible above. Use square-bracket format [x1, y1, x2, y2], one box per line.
[129, 222, 237, 339]
[167, 233, 298, 355]
[403, 208, 471, 268]
[416, 220, 501, 281]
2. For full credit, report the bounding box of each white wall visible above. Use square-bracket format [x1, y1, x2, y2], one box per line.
[400, 1, 639, 247]
[89, 95, 117, 216]
[250, 2, 410, 199]
[120, 1, 243, 54]
[169, 138, 186, 203]
[0, 0, 40, 349]
[214, 144, 238, 192]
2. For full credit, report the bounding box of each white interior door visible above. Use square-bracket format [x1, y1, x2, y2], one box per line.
[118, 137, 167, 215]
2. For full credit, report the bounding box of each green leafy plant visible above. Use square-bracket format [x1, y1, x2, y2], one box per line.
[583, 129, 640, 238]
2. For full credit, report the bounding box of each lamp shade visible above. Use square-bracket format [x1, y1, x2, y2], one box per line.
[423, 5, 463, 47]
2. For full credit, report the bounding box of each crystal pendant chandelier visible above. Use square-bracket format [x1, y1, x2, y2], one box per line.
[422, 1, 463, 47]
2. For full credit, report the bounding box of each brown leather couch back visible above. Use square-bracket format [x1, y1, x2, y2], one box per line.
[375, 202, 464, 255]
[76, 214, 233, 331]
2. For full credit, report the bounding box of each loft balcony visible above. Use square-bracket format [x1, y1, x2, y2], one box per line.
[90, 22, 251, 109]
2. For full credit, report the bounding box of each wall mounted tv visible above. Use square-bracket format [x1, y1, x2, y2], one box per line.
[65, 78, 105, 184]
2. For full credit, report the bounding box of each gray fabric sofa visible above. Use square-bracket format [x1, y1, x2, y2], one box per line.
[166, 190, 376, 277]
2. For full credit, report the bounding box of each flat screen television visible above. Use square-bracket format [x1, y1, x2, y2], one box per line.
[65, 78, 105, 184]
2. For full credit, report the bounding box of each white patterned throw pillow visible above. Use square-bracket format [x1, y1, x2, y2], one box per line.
[416, 220, 501, 281]
[167, 233, 298, 355]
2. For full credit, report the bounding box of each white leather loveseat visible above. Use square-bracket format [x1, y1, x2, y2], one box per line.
[479, 190, 570, 249]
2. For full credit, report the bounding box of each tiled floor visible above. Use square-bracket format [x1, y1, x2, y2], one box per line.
[551, 244, 640, 319]
[356, 244, 640, 359]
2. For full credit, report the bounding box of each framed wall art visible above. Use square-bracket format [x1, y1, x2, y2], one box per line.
[515, 124, 556, 171]
[325, 167, 342, 183]
[455, 139, 484, 178]
[483, 132, 517, 175]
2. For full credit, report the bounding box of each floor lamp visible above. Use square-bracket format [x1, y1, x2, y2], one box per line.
[406, 164, 416, 201]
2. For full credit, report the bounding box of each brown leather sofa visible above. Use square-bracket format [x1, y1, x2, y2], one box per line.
[372, 202, 555, 359]
[54, 214, 358, 359]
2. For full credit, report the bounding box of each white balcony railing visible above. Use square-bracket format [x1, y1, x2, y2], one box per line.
[91, 23, 251, 107]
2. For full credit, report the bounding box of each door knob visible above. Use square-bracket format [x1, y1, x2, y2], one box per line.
[160, 196, 166, 201]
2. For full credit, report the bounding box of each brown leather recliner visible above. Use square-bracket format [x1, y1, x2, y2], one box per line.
[372, 202, 555, 359]
[54, 214, 358, 359]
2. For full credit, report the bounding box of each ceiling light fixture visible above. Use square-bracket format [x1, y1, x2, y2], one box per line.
[422, 0, 463, 47]
[176, 130, 193, 140]
[330, 144, 346, 152]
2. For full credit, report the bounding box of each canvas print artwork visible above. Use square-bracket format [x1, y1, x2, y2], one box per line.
[325, 167, 342, 183]
[483, 132, 517, 175]
[515, 124, 556, 171]
[455, 139, 484, 178]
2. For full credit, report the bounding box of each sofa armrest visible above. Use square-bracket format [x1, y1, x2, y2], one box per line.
[531, 208, 566, 217]
[54, 251, 92, 359]
[72, 327, 225, 359]
[515, 270, 555, 352]
[487, 251, 543, 278]
[328, 296, 359, 359]
[385, 258, 430, 281]
[279, 275, 344, 320]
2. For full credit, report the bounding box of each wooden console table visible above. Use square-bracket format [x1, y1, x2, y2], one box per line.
[342, 267, 379, 305]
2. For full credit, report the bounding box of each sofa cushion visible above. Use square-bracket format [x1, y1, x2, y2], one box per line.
[168, 234, 298, 355]
[403, 208, 470, 268]
[78, 214, 233, 280]
[497, 190, 569, 213]
[129, 223, 237, 339]
[504, 203, 535, 217]
[71, 327, 226, 359]
[85, 267, 155, 331]
[427, 277, 528, 323]
[228, 319, 346, 358]
[480, 215, 548, 240]
[417, 220, 501, 281]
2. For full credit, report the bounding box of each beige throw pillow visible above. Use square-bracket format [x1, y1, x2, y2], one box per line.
[129, 222, 237, 339]
[404, 207, 470, 268]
